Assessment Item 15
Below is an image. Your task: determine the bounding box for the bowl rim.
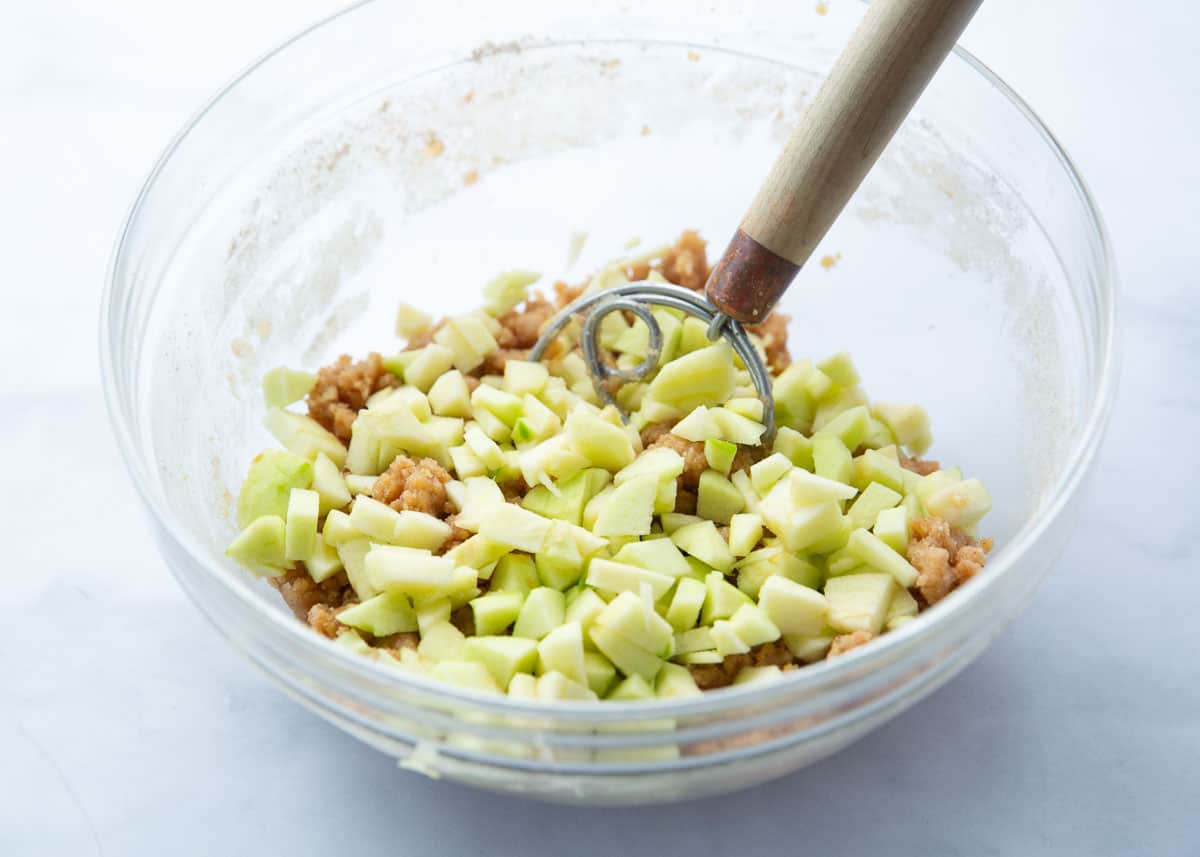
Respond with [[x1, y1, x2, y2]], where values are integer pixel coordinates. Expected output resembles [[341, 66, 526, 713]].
[[99, 0, 1119, 722]]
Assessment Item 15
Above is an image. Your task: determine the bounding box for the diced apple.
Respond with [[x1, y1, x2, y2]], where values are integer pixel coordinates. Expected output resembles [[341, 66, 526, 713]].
[[416, 599, 451, 635], [846, 481, 903, 530], [670, 521, 735, 573], [336, 538, 376, 599], [660, 512, 703, 535], [727, 513, 763, 557], [604, 673, 655, 701], [482, 270, 540, 316], [337, 590, 418, 636], [735, 550, 821, 598], [584, 652, 618, 697], [469, 590, 524, 635], [594, 591, 674, 657], [758, 575, 829, 636], [564, 587, 608, 636], [427, 370, 472, 417], [564, 410, 636, 471], [772, 426, 814, 471], [615, 447, 684, 486], [588, 623, 663, 682], [463, 636, 538, 689], [535, 525, 584, 590], [873, 506, 909, 554], [872, 402, 933, 456], [712, 408, 766, 446], [697, 470, 745, 525], [226, 515, 288, 576], [309, 453, 350, 516], [612, 538, 690, 578], [673, 626, 715, 655], [655, 662, 702, 698], [710, 620, 750, 656], [846, 529, 919, 587], [728, 604, 781, 647], [403, 344, 455, 392], [512, 587, 566, 640], [759, 485, 844, 552], [535, 670, 597, 701], [812, 433, 853, 486], [704, 438, 737, 476], [261, 367, 316, 409], [490, 554, 540, 595], [429, 660, 501, 694], [418, 620, 467, 662], [647, 343, 736, 411], [677, 650, 723, 665], [886, 586, 920, 628], [284, 488, 319, 562], [771, 362, 816, 433], [852, 449, 907, 494], [394, 302, 433, 339], [444, 534, 510, 572], [701, 571, 753, 624], [236, 449, 313, 529], [824, 573, 895, 633], [733, 665, 784, 686], [305, 534, 344, 582], [664, 577, 707, 631], [536, 622, 588, 685], [364, 546, 455, 596], [343, 474, 376, 496], [586, 558, 675, 600], [333, 630, 373, 655], [812, 386, 869, 430], [349, 495, 403, 543], [816, 405, 870, 452], [789, 468, 858, 504], [592, 475, 657, 537], [730, 469, 760, 515], [783, 633, 835, 662], [750, 453, 793, 496], [924, 478, 992, 527], [816, 352, 861, 388], [804, 367, 835, 400], [670, 406, 719, 442], [477, 502, 553, 552]]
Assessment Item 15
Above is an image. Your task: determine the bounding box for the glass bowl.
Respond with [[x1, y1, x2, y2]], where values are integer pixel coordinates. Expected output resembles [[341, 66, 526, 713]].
[[100, 0, 1117, 804]]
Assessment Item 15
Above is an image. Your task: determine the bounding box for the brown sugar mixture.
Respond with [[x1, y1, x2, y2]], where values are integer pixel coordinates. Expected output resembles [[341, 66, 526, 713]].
[[307, 352, 396, 443]]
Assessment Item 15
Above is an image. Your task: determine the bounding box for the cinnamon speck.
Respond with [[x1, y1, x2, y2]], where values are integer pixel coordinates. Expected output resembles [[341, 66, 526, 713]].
[[230, 337, 252, 357], [819, 253, 842, 270], [463, 169, 479, 186], [462, 91, 474, 104], [687, 50, 701, 62], [425, 134, 445, 158]]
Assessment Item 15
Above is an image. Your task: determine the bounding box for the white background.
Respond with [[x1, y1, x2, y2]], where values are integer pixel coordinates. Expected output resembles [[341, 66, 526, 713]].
[[3, 1, 1197, 854]]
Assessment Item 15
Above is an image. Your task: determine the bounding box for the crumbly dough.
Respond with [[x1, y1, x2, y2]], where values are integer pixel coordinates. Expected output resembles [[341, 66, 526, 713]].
[[688, 640, 795, 690], [269, 567, 353, 621], [900, 457, 940, 476], [828, 630, 875, 657], [907, 516, 993, 605], [307, 352, 397, 442], [370, 455, 454, 517]]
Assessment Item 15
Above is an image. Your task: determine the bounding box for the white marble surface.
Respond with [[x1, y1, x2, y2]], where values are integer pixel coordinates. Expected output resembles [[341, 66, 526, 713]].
[[3, 1, 1196, 854]]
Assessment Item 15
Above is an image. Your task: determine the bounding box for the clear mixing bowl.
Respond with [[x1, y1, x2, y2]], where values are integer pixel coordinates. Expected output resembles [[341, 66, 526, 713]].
[[101, 0, 1117, 804]]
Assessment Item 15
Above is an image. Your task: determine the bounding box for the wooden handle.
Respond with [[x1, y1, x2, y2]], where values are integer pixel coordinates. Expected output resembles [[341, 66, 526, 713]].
[[707, 0, 983, 323]]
